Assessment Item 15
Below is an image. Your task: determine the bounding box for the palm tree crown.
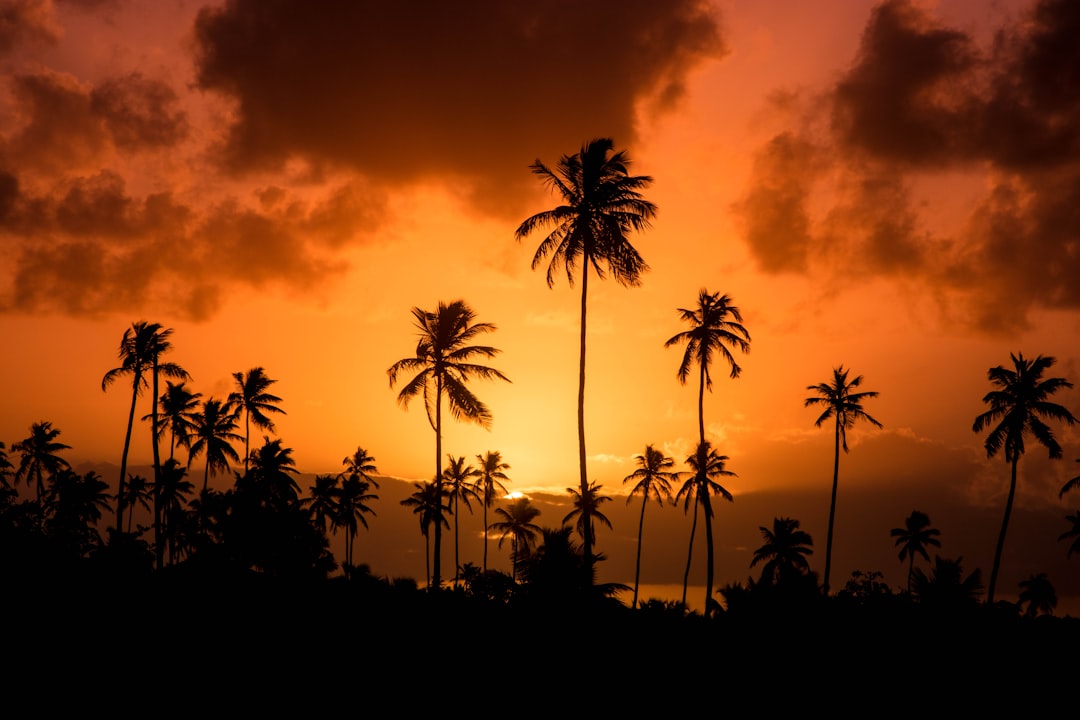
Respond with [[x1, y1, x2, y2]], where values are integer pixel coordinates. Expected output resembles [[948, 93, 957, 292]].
[[805, 365, 882, 596], [472, 450, 511, 572], [187, 397, 243, 494], [387, 299, 509, 588], [492, 496, 542, 582], [515, 137, 656, 576], [13, 420, 72, 505], [973, 352, 1076, 603], [229, 367, 286, 474], [623, 444, 676, 608], [751, 517, 814, 586], [890, 510, 941, 594]]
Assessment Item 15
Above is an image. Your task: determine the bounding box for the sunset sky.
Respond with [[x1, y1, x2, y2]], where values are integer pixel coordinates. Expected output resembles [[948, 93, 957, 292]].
[[2, 0, 1079, 605]]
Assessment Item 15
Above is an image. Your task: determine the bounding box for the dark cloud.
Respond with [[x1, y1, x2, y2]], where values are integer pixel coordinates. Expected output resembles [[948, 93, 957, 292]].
[[90, 72, 190, 150], [192, 0, 726, 218], [0, 0, 59, 58], [0, 171, 386, 320], [733, 0, 1080, 333], [6, 70, 107, 174]]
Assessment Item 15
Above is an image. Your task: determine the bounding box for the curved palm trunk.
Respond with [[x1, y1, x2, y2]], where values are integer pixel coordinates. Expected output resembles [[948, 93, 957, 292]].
[[987, 456, 1018, 604], [696, 363, 716, 612], [823, 417, 841, 595], [633, 496, 647, 609], [578, 263, 593, 579], [482, 499, 490, 571], [151, 359, 164, 568], [681, 495, 699, 607], [116, 381, 140, 534], [701, 469, 716, 613], [453, 495, 460, 586], [432, 377, 444, 589]]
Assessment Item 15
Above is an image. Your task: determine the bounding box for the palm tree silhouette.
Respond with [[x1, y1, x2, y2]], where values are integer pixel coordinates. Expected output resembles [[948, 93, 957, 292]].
[[46, 469, 112, 555], [910, 555, 983, 609], [805, 365, 882, 596], [515, 137, 656, 573], [563, 482, 613, 542], [1059, 512, 1080, 558], [157, 458, 194, 565], [0, 442, 13, 491], [676, 441, 735, 611], [472, 450, 511, 572], [972, 352, 1076, 603], [13, 420, 71, 506], [400, 480, 450, 588], [751, 517, 814, 586], [341, 447, 380, 490], [240, 437, 300, 509], [387, 300, 509, 588], [1059, 459, 1080, 498], [623, 445, 676, 608], [151, 381, 202, 461], [187, 397, 242, 495], [334, 474, 378, 577], [121, 474, 153, 533], [491, 496, 542, 582], [228, 367, 286, 476], [1017, 573, 1057, 618], [102, 321, 188, 536], [303, 474, 340, 535], [443, 454, 479, 585], [890, 510, 941, 594]]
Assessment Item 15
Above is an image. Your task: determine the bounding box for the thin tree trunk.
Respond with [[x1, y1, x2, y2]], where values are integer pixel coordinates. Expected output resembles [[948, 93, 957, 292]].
[[823, 417, 841, 595], [987, 456, 1018, 604], [482, 498, 489, 571], [682, 494, 699, 607], [116, 381, 139, 535], [432, 376, 443, 588], [151, 359, 164, 568], [578, 264, 593, 578], [633, 496, 647, 609], [453, 494, 460, 586]]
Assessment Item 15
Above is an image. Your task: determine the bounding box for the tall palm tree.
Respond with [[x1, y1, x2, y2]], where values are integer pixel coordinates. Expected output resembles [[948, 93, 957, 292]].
[[335, 474, 378, 576], [750, 517, 814, 586], [805, 365, 882, 596], [491, 496, 542, 582], [675, 442, 735, 612], [400, 480, 450, 588], [102, 320, 188, 536], [1017, 572, 1057, 618], [972, 352, 1076, 604], [304, 474, 340, 535], [228, 367, 286, 475], [623, 445, 676, 608], [563, 482, 613, 542], [515, 137, 656, 573], [152, 381, 202, 461], [387, 300, 510, 588], [13, 420, 72, 506], [443, 454, 479, 584], [187, 397, 242, 494], [1058, 459, 1080, 498], [890, 510, 941, 594], [121, 474, 153, 533], [1059, 512, 1080, 558], [472, 450, 511, 571], [341, 447, 380, 490]]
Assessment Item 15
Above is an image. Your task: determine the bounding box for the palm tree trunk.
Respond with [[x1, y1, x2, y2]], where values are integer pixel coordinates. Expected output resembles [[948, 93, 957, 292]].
[[453, 495, 460, 587], [151, 359, 164, 568], [987, 456, 1018, 604], [701, 475, 715, 613], [681, 495, 699, 607], [578, 264, 593, 578], [633, 497, 647, 609], [482, 499, 489, 571], [823, 417, 841, 595], [116, 382, 139, 534], [432, 377, 443, 589]]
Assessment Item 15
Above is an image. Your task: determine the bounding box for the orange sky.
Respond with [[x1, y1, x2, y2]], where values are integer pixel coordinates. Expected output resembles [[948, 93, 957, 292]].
[[1, 0, 1079, 605]]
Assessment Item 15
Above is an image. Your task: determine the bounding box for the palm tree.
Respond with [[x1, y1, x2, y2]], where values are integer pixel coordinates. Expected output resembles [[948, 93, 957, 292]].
[[472, 450, 511, 572], [1017, 572, 1057, 618], [152, 381, 202, 461], [675, 442, 735, 612], [563, 482, 613, 542], [910, 555, 983, 609], [751, 517, 814, 586], [335, 474, 378, 577], [121, 474, 153, 533], [102, 321, 188, 536], [400, 480, 450, 588], [240, 437, 300, 509], [491, 496, 542, 582], [187, 397, 242, 495], [443, 454, 479, 584], [304, 474, 340, 535], [515, 137, 656, 573], [805, 365, 882, 596], [157, 458, 194, 565], [388, 300, 510, 588], [972, 352, 1076, 604], [0, 442, 13, 491], [1059, 459, 1080, 498], [45, 469, 112, 555], [890, 510, 941, 594], [341, 447, 380, 490], [228, 367, 286, 475], [1059, 512, 1080, 558], [13, 420, 72, 506], [623, 445, 676, 608]]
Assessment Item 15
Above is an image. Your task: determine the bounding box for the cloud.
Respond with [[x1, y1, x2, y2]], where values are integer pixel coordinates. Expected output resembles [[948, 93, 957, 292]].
[[192, 0, 726, 218], [0, 0, 60, 59], [732, 0, 1080, 333]]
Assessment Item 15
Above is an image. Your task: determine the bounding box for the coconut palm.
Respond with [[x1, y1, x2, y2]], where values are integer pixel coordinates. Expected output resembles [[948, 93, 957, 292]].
[[400, 480, 450, 588], [157, 458, 194, 565], [1059, 459, 1080, 498], [304, 474, 340, 535], [1059, 512, 1080, 558], [972, 352, 1076, 603], [910, 555, 983, 609], [491, 496, 542, 582], [13, 420, 72, 506], [623, 445, 676, 608], [341, 447, 380, 490], [102, 321, 188, 535], [45, 469, 112, 555], [240, 437, 300, 509], [187, 397, 242, 495], [563, 482, 613, 542], [890, 510, 941, 594], [751, 517, 814, 586], [120, 474, 153, 533], [335, 474, 378, 576], [472, 450, 511, 572], [151, 381, 202, 461], [1017, 572, 1057, 618], [443, 454, 479, 584], [228, 367, 286, 475], [805, 365, 882, 596], [675, 442, 735, 612], [388, 300, 509, 587], [515, 137, 656, 573]]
